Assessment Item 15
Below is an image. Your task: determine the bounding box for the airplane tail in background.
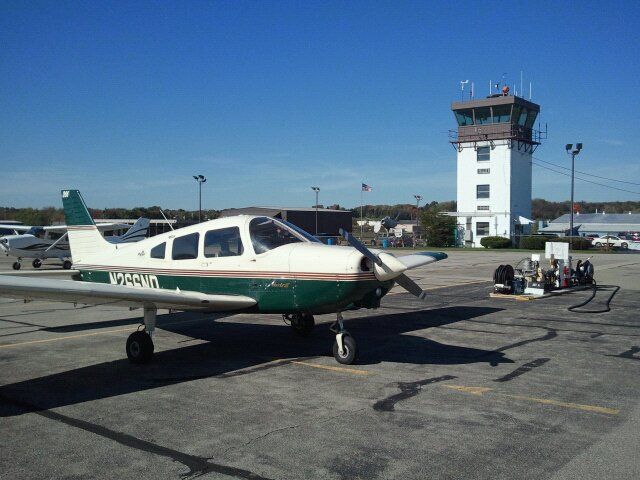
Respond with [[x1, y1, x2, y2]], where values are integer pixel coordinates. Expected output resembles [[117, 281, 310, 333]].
[[61, 190, 116, 262], [108, 217, 150, 244]]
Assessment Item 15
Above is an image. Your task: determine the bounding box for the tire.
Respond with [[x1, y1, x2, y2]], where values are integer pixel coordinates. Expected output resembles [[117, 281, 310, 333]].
[[12, 262, 21, 270], [621, 243, 628, 249], [32, 259, 42, 268], [333, 335, 357, 365], [291, 313, 315, 336], [594, 242, 601, 248], [63, 260, 72, 270], [126, 331, 154, 364]]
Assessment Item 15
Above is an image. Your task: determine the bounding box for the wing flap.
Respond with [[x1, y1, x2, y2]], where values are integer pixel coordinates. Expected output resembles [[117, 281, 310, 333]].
[[0, 276, 256, 311], [396, 251, 448, 270]]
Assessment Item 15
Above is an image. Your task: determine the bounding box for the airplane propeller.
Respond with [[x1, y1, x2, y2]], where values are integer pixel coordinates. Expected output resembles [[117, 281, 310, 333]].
[[339, 228, 427, 300]]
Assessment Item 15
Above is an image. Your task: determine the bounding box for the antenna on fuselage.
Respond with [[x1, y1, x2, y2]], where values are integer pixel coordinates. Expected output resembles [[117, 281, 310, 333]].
[[159, 208, 175, 231]]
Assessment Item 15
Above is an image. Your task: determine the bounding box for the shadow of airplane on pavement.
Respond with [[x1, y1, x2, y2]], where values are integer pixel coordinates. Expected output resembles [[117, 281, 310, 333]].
[[0, 305, 510, 417]]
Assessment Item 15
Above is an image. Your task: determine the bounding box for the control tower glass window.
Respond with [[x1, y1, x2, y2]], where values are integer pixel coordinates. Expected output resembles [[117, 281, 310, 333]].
[[474, 107, 492, 124], [476, 184, 490, 199], [518, 108, 528, 126], [525, 110, 538, 129], [455, 109, 473, 126], [491, 104, 511, 123], [477, 146, 490, 162]]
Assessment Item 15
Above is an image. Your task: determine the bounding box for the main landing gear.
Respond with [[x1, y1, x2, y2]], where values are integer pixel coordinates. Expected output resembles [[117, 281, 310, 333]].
[[12, 260, 21, 270], [330, 312, 357, 365], [126, 306, 156, 364], [284, 313, 315, 336]]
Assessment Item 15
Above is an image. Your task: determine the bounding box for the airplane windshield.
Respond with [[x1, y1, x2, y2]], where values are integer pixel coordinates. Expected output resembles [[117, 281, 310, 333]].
[[26, 227, 45, 238], [249, 217, 310, 254]]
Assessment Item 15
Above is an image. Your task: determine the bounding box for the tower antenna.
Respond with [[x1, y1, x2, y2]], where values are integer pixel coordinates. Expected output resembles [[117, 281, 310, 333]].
[[460, 80, 469, 101], [520, 71, 523, 98]]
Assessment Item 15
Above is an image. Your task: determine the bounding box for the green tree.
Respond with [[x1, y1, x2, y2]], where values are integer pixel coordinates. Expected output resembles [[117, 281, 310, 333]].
[[420, 211, 456, 247]]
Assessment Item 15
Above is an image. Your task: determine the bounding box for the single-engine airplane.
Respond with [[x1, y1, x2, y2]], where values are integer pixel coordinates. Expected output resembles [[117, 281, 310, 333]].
[[0, 190, 447, 365], [0, 218, 150, 270]]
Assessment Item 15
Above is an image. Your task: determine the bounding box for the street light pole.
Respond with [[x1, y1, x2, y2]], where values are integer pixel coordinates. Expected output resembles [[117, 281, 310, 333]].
[[193, 175, 207, 222], [413, 195, 423, 249], [565, 144, 582, 249], [311, 186, 320, 236]]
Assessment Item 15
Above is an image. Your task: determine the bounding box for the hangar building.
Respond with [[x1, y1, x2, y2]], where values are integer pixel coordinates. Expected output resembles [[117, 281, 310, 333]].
[[540, 212, 640, 237]]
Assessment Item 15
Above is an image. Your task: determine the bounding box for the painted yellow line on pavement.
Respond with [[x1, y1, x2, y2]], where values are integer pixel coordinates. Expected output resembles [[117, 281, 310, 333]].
[[291, 360, 369, 375], [502, 394, 620, 415], [0, 316, 215, 349], [441, 384, 619, 415], [0, 326, 133, 348], [388, 279, 489, 295], [443, 385, 492, 395]]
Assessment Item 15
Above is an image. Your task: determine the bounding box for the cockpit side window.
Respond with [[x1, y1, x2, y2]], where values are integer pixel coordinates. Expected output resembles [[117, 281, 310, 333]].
[[150, 242, 166, 259], [172, 233, 199, 260], [204, 227, 244, 257], [249, 217, 303, 254]]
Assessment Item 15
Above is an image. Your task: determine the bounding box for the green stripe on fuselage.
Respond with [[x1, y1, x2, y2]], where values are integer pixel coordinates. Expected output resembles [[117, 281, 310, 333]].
[[79, 270, 391, 314]]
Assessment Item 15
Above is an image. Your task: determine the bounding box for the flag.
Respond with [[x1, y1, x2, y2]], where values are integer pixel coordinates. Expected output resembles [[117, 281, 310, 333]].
[[361, 183, 372, 192]]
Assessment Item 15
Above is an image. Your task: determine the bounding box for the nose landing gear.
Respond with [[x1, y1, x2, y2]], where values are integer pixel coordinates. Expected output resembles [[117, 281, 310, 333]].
[[330, 312, 357, 365]]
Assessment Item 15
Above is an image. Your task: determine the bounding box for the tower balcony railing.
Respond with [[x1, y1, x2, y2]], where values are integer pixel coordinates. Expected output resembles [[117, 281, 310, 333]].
[[449, 123, 547, 146]]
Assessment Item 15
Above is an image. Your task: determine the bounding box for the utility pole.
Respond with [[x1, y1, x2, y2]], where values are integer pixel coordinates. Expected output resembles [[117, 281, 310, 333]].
[[565, 144, 582, 249], [193, 175, 206, 222], [413, 195, 423, 249], [311, 186, 320, 236]]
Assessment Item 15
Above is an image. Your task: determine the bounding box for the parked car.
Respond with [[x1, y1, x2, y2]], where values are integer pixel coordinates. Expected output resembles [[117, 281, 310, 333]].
[[592, 235, 629, 249]]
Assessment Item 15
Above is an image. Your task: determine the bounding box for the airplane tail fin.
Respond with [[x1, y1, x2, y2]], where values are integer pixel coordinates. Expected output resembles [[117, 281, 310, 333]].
[[61, 190, 115, 262], [109, 217, 150, 244]]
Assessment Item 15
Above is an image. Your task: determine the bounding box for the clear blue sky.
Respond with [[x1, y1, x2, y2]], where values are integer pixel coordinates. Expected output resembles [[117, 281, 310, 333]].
[[2, 0, 639, 210]]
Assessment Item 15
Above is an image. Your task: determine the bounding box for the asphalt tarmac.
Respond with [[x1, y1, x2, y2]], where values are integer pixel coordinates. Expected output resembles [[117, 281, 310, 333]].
[[0, 251, 639, 479]]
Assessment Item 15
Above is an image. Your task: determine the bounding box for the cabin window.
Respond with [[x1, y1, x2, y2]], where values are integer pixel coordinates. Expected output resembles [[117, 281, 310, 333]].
[[204, 227, 244, 257], [249, 217, 303, 254], [476, 184, 490, 199], [477, 146, 490, 162], [150, 242, 166, 259], [172, 233, 199, 260], [476, 222, 490, 236]]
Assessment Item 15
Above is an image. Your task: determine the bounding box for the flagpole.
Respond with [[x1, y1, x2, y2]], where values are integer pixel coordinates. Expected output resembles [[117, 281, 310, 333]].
[[360, 182, 364, 239]]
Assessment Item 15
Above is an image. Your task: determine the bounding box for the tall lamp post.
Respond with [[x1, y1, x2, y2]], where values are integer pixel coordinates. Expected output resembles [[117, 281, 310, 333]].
[[311, 186, 320, 236], [193, 175, 207, 222], [413, 195, 423, 248], [565, 143, 582, 249]]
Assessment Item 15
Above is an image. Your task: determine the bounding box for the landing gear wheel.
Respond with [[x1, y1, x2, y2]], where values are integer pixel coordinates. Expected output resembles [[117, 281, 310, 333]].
[[62, 260, 72, 270], [12, 262, 21, 270], [333, 334, 357, 365], [126, 331, 154, 364], [290, 313, 315, 336], [32, 259, 42, 268]]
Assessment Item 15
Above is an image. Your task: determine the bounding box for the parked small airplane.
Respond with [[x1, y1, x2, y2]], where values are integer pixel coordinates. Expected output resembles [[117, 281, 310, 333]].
[[0, 218, 150, 270], [0, 190, 446, 365], [369, 215, 399, 234]]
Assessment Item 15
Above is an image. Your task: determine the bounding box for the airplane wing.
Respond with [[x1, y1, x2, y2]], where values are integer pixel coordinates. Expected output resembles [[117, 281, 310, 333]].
[[0, 225, 32, 233], [0, 276, 257, 312], [43, 223, 132, 233], [396, 251, 448, 269]]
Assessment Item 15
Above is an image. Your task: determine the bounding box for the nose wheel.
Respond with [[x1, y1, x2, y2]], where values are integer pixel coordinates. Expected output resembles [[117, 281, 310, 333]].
[[32, 259, 42, 268], [330, 312, 357, 364]]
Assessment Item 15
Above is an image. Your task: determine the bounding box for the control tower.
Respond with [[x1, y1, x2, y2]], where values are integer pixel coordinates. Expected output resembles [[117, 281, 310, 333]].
[[450, 87, 544, 247]]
